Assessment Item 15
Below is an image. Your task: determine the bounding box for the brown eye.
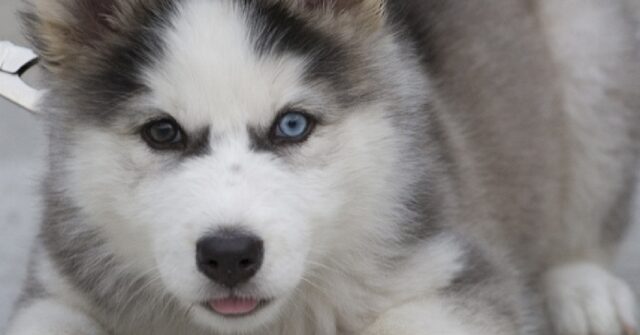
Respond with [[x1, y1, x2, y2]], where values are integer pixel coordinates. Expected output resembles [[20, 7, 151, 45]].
[[142, 119, 185, 150]]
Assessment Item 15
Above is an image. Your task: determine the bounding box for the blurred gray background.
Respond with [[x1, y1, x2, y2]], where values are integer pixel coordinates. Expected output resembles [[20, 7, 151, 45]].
[[1, 0, 48, 333], [0, 0, 639, 333]]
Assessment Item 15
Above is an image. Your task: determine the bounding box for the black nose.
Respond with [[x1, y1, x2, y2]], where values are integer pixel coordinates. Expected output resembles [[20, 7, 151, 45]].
[[196, 231, 264, 288]]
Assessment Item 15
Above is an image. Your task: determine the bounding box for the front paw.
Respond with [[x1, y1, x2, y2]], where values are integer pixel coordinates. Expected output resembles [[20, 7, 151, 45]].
[[544, 262, 638, 335]]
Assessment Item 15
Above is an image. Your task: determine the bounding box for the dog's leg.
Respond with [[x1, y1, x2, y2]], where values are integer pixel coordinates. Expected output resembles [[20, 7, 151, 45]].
[[534, 1, 640, 333], [360, 297, 518, 335], [543, 262, 638, 335], [6, 298, 108, 335]]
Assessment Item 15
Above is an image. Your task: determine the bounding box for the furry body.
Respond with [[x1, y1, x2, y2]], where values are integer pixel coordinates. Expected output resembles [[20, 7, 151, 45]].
[[7, 0, 640, 334]]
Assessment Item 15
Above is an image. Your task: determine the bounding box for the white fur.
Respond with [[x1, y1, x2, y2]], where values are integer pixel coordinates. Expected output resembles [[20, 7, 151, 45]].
[[8, 0, 639, 334], [53, 1, 440, 334], [6, 299, 107, 335], [361, 298, 490, 335], [543, 262, 638, 335], [289, 234, 468, 334]]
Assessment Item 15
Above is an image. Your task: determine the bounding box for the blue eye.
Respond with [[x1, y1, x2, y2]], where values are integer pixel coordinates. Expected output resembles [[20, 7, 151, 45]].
[[274, 112, 313, 141]]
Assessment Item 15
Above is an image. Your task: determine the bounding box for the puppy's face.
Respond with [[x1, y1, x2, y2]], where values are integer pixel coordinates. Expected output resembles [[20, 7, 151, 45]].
[[28, 0, 427, 332]]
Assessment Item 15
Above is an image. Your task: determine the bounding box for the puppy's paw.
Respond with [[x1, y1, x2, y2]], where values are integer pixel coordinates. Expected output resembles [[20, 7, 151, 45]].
[[544, 262, 638, 335]]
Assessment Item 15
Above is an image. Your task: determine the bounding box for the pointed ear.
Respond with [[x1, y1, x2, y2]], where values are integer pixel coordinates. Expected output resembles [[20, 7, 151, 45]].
[[281, 0, 386, 31], [21, 0, 130, 74]]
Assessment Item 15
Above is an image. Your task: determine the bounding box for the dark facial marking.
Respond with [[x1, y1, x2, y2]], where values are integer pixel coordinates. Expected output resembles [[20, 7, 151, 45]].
[[246, 1, 342, 60], [23, 0, 181, 124], [183, 126, 212, 157], [241, 1, 370, 106], [249, 126, 279, 153], [76, 1, 178, 122]]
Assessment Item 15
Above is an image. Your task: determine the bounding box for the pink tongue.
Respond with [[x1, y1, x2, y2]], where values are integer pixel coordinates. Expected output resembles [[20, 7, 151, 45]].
[[209, 298, 260, 316]]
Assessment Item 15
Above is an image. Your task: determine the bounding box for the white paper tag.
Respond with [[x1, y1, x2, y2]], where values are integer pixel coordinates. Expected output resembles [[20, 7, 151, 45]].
[[0, 41, 42, 115]]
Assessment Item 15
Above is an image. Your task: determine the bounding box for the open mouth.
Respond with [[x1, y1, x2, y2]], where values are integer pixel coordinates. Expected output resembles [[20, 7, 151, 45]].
[[202, 297, 271, 318]]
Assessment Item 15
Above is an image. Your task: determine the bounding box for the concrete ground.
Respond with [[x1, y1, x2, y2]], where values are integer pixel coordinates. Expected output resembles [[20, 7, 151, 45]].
[[0, 0, 638, 333]]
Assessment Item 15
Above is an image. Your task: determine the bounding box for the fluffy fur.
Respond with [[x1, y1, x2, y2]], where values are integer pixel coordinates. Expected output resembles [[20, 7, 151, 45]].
[[7, 0, 640, 334]]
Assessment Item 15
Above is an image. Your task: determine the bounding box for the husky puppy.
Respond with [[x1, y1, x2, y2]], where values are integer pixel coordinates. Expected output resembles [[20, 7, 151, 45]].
[[6, 0, 640, 334]]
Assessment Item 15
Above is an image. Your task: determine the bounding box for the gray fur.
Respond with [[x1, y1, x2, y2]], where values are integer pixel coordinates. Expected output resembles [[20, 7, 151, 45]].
[[7, 0, 640, 335]]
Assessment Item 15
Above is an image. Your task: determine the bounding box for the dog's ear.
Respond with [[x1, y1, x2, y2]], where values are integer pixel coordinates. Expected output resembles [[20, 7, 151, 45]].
[[280, 0, 386, 31], [21, 0, 132, 75]]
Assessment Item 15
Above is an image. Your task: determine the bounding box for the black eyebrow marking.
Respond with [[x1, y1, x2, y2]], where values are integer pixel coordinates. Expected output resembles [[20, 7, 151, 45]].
[[183, 126, 212, 157]]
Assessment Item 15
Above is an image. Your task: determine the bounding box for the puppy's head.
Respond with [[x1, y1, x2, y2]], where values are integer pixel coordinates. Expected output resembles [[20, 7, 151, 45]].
[[25, 0, 429, 332]]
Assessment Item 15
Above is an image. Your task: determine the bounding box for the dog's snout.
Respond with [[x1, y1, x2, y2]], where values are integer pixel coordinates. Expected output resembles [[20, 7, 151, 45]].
[[196, 231, 264, 287]]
